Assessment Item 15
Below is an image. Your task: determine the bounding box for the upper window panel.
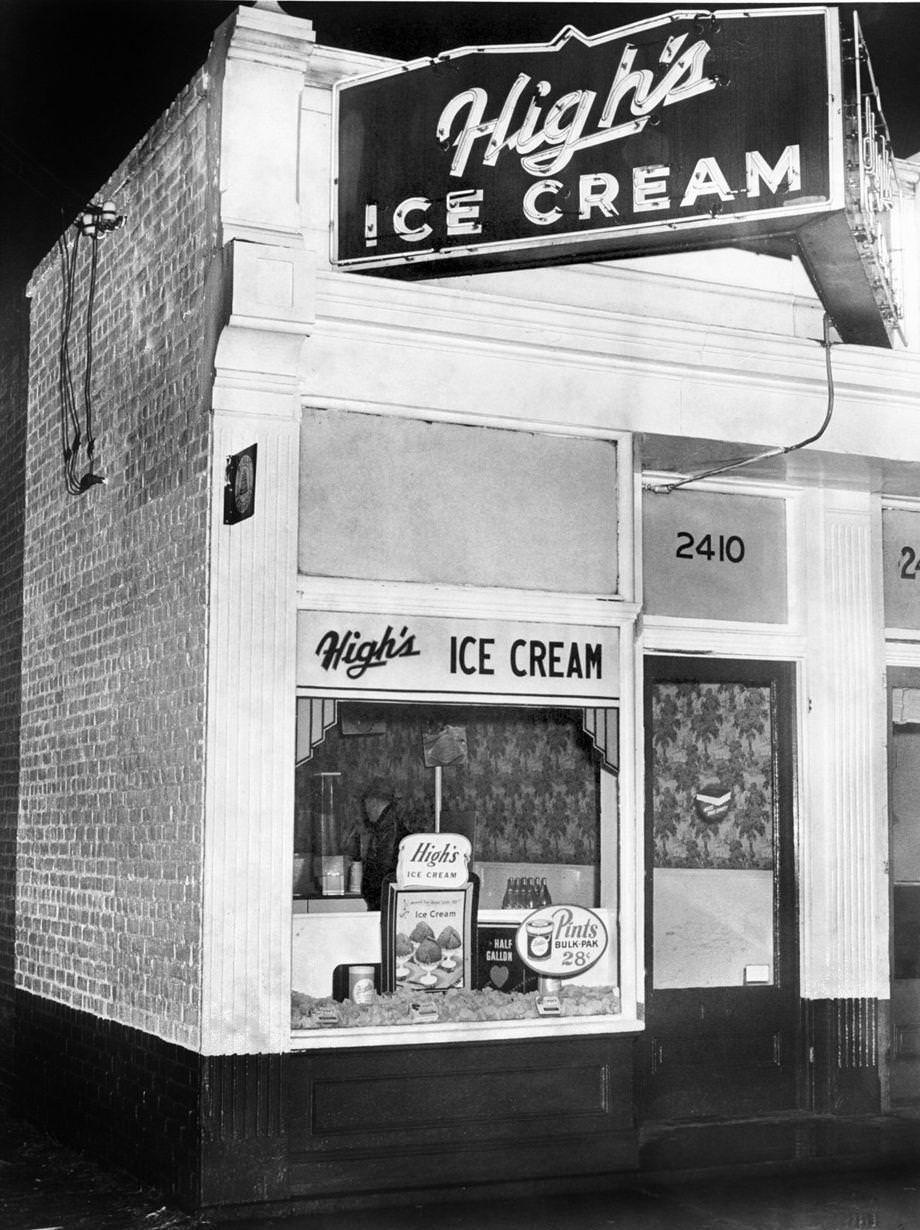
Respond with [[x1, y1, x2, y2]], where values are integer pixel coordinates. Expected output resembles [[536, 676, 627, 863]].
[[883, 508, 920, 631], [643, 489, 787, 624], [299, 411, 618, 594]]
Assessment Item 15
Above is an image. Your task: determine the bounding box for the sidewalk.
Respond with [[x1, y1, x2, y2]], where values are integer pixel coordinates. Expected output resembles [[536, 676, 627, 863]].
[[0, 1105, 207, 1230], [2, 1101, 920, 1229]]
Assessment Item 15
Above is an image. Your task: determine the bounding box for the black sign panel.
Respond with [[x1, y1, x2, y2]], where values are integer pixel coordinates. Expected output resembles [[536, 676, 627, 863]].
[[334, 7, 839, 275], [223, 443, 257, 525]]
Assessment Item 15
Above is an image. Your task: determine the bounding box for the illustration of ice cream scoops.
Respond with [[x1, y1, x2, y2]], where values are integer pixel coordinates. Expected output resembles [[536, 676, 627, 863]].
[[437, 925, 462, 971], [394, 932, 413, 979], [410, 921, 435, 945], [414, 938, 443, 986]]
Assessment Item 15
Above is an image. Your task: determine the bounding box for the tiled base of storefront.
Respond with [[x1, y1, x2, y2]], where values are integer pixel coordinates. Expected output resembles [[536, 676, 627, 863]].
[[13, 990, 913, 1217], [14, 990, 202, 1206], [13, 990, 637, 1213]]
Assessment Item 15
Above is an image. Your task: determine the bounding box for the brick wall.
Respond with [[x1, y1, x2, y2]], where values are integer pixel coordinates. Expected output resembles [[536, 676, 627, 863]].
[[16, 66, 222, 1048], [0, 298, 29, 1090], [16, 990, 202, 1205]]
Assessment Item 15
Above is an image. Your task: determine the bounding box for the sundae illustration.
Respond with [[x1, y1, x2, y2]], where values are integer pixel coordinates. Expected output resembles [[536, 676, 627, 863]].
[[410, 921, 435, 944], [394, 932, 413, 980], [392, 916, 465, 990], [414, 938, 443, 986], [437, 925, 462, 972]]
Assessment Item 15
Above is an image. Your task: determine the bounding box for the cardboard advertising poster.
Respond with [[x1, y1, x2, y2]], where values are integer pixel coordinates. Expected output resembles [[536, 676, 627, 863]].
[[381, 878, 479, 993], [382, 832, 479, 992], [476, 924, 537, 994]]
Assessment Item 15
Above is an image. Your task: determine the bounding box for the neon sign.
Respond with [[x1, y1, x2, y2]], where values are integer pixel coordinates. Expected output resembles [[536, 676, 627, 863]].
[[334, 8, 904, 348], [334, 9, 837, 271]]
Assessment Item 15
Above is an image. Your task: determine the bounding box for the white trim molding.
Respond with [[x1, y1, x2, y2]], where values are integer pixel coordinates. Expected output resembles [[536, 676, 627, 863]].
[[799, 489, 889, 1002]]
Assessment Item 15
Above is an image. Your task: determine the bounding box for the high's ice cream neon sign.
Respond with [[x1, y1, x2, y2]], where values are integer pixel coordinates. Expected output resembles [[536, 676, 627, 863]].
[[366, 143, 803, 245], [334, 7, 902, 347], [335, 9, 835, 264], [437, 32, 717, 179]]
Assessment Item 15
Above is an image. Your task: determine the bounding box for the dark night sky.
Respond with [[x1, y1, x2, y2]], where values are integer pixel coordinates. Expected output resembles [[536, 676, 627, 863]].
[[1, 1, 918, 309]]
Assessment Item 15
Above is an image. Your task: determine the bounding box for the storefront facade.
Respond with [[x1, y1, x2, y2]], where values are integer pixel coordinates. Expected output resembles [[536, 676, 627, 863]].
[[7, 4, 920, 1213]]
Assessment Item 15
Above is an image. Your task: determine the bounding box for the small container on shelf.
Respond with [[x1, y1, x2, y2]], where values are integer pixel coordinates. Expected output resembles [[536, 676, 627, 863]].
[[348, 860, 363, 895], [348, 964, 377, 1004], [332, 963, 380, 1002]]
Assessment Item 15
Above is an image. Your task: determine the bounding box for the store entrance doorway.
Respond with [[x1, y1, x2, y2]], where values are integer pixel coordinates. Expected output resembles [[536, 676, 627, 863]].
[[889, 667, 920, 1108], [639, 656, 800, 1121]]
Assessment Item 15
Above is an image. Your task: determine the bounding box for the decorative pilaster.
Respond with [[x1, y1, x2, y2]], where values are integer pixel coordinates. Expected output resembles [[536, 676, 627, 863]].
[[800, 489, 888, 1098], [201, 406, 300, 1056], [798, 489, 888, 1109], [199, 5, 318, 1058], [201, 248, 313, 1051]]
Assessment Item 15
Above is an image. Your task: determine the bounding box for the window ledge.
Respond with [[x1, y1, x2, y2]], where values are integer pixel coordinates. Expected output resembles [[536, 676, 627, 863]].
[[290, 1014, 644, 1049]]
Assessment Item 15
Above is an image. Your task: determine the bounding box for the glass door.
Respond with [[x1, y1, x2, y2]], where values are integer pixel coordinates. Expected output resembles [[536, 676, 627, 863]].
[[640, 657, 800, 1121]]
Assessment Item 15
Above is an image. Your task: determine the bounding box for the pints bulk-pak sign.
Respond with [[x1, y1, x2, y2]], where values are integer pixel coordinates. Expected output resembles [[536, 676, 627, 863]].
[[333, 7, 902, 347]]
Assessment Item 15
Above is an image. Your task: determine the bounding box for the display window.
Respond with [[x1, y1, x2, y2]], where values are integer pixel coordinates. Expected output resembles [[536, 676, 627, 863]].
[[290, 413, 636, 1044], [291, 695, 627, 1042], [295, 701, 603, 909]]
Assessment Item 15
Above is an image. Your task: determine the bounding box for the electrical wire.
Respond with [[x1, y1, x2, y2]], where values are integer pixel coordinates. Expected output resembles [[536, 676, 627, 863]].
[[83, 231, 100, 466], [57, 217, 107, 495], [57, 228, 83, 495], [643, 312, 837, 494], [56, 234, 78, 443]]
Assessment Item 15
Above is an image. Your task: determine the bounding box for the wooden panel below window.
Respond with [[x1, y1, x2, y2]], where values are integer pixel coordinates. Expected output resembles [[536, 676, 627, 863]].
[[287, 1036, 637, 1198], [651, 1030, 781, 1073]]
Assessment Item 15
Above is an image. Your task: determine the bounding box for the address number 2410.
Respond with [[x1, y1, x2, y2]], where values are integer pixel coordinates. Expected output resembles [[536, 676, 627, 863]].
[[676, 532, 746, 563]]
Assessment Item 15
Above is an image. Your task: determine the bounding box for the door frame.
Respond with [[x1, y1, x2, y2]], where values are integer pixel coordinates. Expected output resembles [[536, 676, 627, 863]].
[[887, 663, 920, 1109], [638, 654, 803, 1121]]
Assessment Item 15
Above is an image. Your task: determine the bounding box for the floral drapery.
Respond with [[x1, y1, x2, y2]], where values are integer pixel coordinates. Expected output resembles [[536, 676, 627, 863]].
[[296, 704, 599, 866], [651, 682, 774, 870]]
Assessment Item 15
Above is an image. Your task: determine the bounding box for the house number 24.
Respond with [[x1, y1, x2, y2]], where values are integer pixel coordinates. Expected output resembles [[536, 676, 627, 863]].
[[899, 547, 920, 579], [675, 532, 746, 563]]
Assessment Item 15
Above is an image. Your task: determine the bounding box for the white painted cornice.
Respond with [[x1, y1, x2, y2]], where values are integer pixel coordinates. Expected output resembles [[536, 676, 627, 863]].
[[305, 44, 397, 88], [305, 265, 920, 464], [314, 264, 920, 386], [221, 4, 315, 69]]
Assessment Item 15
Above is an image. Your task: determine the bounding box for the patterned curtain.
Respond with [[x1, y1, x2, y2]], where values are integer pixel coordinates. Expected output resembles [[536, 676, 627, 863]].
[[651, 682, 774, 870], [295, 703, 606, 866]]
